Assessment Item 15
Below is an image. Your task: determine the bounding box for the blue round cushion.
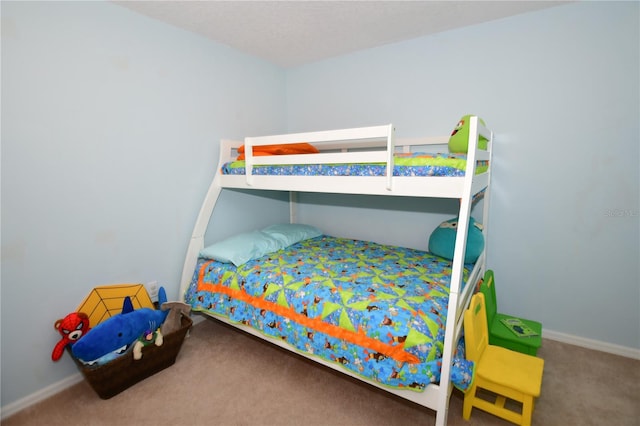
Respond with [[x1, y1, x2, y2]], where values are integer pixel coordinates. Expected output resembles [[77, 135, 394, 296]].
[[428, 217, 484, 263]]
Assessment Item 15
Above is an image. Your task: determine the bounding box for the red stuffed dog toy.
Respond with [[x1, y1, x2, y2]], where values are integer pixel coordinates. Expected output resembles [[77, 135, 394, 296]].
[[52, 312, 91, 361]]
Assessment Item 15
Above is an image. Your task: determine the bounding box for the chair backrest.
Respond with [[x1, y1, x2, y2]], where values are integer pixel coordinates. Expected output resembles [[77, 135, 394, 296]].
[[464, 293, 489, 362], [479, 269, 498, 324]]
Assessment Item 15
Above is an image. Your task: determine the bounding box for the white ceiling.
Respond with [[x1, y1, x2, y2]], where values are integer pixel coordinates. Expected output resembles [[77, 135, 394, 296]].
[[114, 1, 567, 68]]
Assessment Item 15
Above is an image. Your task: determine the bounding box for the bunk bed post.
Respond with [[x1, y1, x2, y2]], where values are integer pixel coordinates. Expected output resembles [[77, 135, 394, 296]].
[[481, 131, 493, 259], [385, 125, 396, 190], [179, 139, 236, 302], [434, 116, 483, 426], [179, 177, 221, 302], [289, 191, 298, 224]]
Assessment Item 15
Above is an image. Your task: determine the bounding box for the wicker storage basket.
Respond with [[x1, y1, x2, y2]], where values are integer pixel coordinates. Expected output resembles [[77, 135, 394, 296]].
[[70, 314, 192, 399]]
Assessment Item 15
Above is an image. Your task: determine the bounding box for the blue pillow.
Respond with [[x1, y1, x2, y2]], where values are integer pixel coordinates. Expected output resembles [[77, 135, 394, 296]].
[[199, 231, 281, 267], [261, 223, 322, 247], [428, 217, 484, 263]]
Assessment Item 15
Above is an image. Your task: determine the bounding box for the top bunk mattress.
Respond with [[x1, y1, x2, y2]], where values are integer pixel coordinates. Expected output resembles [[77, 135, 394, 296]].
[[221, 152, 489, 177]]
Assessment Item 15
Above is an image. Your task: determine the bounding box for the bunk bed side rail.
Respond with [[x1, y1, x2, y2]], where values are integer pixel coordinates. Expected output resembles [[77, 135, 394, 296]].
[[226, 123, 489, 197], [244, 124, 396, 187], [315, 135, 450, 152], [245, 124, 393, 146]]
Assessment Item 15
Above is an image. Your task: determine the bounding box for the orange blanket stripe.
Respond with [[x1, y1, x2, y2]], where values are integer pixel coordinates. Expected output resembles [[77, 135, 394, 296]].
[[197, 261, 419, 364]]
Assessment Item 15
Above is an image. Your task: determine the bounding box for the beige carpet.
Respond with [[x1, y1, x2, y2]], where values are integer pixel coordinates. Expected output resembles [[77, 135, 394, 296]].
[[3, 316, 639, 426]]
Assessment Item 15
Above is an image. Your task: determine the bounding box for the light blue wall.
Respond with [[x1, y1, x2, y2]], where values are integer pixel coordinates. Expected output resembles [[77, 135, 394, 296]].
[[2, 0, 638, 414], [1, 1, 288, 408], [286, 2, 639, 350]]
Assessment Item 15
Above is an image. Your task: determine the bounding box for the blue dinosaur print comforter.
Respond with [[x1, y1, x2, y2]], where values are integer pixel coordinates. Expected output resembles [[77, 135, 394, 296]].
[[185, 236, 474, 392]]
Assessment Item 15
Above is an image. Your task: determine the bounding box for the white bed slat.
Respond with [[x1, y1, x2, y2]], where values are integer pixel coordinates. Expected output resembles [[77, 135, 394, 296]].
[[245, 150, 388, 166], [245, 124, 393, 146]]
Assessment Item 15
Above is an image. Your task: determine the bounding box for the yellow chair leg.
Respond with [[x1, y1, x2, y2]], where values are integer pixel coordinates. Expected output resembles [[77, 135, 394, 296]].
[[465, 390, 537, 425], [521, 395, 534, 426], [462, 385, 476, 420]]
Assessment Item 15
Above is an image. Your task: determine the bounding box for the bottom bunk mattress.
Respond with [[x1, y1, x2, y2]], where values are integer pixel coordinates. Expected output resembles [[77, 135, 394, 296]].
[[184, 235, 474, 392]]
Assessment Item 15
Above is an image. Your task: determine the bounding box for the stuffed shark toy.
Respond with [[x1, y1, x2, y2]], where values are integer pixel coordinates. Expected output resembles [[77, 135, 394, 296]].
[[72, 288, 169, 366]]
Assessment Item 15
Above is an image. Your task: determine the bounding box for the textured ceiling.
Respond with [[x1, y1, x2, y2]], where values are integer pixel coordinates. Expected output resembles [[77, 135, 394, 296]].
[[114, 1, 567, 68]]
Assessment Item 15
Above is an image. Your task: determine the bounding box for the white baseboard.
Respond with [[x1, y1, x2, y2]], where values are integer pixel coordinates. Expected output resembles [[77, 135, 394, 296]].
[[0, 373, 83, 420], [2, 326, 637, 420], [543, 329, 640, 360]]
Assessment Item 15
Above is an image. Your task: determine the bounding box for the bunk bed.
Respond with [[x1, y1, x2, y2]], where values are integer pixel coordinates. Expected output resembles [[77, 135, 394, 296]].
[[178, 116, 493, 426]]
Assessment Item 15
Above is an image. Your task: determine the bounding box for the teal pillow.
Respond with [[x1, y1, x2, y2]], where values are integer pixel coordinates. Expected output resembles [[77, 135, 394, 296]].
[[199, 231, 281, 267], [262, 223, 322, 247], [428, 217, 484, 263]]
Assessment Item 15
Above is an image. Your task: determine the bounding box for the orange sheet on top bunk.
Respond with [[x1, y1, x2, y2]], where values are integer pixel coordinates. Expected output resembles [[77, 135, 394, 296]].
[[237, 143, 319, 160]]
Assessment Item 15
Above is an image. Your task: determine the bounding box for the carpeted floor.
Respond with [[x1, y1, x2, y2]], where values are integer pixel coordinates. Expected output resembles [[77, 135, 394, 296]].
[[3, 316, 639, 426]]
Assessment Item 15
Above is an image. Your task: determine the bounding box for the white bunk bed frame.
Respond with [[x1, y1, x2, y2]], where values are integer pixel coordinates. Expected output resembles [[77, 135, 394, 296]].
[[178, 116, 493, 426]]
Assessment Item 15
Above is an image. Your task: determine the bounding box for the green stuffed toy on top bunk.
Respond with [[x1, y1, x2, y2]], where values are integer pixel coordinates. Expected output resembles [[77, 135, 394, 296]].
[[448, 114, 489, 154]]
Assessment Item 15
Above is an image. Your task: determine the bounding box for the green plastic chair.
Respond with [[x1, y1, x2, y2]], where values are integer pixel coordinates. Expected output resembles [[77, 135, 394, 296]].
[[479, 270, 542, 356]]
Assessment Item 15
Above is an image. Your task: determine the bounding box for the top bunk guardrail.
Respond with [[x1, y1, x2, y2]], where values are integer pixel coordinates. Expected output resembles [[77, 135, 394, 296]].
[[216, 117, 492, 199], [245, 124, 395, 189]]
